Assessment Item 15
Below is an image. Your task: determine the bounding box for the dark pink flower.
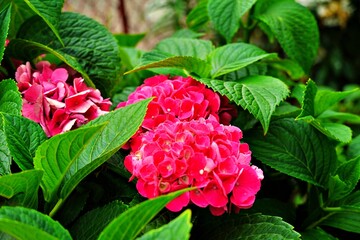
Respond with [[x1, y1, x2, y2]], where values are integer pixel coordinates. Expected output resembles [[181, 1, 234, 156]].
[[15, 61, 111, 137], [125, 117, 263, 216], [117, 75, 237, 148]]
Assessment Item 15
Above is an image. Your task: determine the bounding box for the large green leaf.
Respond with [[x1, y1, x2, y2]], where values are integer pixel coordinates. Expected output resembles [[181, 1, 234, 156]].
[[2, 113, 47, 170], [71, 201, 129, 240], [208, 0, 257, 43], [196, 75, 289, 133], [23, 0, 64, 45], [137, 210, 192, 240], [155, 38, 214, 60], [0, 206, 71, 240], [254, 0, 319, 73], [186, 0, 209, 31], [34, 99, 150, 207], [0, 170, 42, 208], [321, 212, 360, 234], [209, 43, 276, 78], [193, 213, 300, 239], [0, 79, 22, 115], [329, 156, 360, 201], [1, 0, 63, 40], [0, 131, 10, 175], [13, 12, 121, 97], [0, 4, 11, 62], [314, 88, 359, 116], [127, 53, 211, 77], [34, 124, 105, 203], [318, 110, 360, 124], [297, 80, 354, 143], [245, 118, 337, 188], [301, 228, 337, 240], [348, 135, 360, 159], [98, 189, 191, 240]]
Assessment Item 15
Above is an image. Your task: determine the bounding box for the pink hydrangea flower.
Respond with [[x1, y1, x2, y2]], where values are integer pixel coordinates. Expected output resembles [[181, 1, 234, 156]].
[[124, 117, 263, 216], [15, 61, 111, 137], [117, 75, 237, 148]]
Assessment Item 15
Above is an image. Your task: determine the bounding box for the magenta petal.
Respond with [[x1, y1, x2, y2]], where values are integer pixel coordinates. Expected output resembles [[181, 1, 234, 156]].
[[65, 91, 93, 113], [166, 192, 190, 212], [202, 179, 228, 208], [209, 206, 227, 216], [51, 68, 68, 83], [190, 188, 209, 208]]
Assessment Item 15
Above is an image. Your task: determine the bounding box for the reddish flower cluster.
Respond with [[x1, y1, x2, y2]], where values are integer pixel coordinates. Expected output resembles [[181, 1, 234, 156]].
[[117, 75, 237, 148], [119, 75, 263, 216], [125, 117, 263, 216], [15, 61, 111, 137]]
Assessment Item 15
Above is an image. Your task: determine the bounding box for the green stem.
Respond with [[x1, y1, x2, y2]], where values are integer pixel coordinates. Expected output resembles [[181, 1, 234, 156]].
[[305, 212, 336, 230], [49, 198, 63, 218]]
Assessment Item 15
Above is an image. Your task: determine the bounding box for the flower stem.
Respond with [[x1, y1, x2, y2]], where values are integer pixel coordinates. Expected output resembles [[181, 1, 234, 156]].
[[49, 199, 63, 218]]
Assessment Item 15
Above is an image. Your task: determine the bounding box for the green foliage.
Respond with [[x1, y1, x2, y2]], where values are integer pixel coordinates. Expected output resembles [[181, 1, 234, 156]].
[[193, 213, 301, 239], [137, 210, 192, 240], [0, 170, 42, 208], [0, 206, 71, 240], [208, 0, 257, 43], [254, 0, 319, 73], [0, 0, 359, 239], [197, 75, 289, 133], [71, 201, 129, 240], [98, 189, 191, 240], [246, 118, 337, 188], [0, 4, 11, 63]]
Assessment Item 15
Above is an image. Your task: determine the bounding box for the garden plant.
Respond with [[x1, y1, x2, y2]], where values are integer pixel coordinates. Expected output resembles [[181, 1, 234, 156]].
[[0, 0, 360, 239]]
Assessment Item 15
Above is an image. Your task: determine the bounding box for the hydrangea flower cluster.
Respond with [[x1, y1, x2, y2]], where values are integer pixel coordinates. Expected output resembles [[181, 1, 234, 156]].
[[119, 75, 263, 216], [117, 75, 237, 148], [15, 61, 111, 137]]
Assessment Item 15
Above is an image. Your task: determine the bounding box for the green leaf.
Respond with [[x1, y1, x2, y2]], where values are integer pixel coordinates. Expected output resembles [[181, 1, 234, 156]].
[[254, 0, 319, 73], [98, 189, 191, 240], [348, 134, 360, 159], [0, 170, 42, 208], [301, 228, 338, 240], [297, 115, 352, 143], [0, 130, 11, 175], [196, 75, 289, 133], [15, 12, 121, 97], [0, 4, 11, 62], [321, 212, 360, 234], [137, 210, 192, 240], [59, 99, 150, 202], [297, 79, 316, 118], [314, 88, 359, 116], [209, 43, 276, 78], [208, 0, 257, 43], [186, 0, 209, 31], [193, 213, 300, 239], [34, 124, 106, 203], [34, 99, 149, 206], [155, 38, 214, 60], [114, 33, 145, 47], [318, 110, 360, 124], [0, 206, 71, 240], [23, 0, 64, 45], [268, 59, 306, 79], [245, 118, 337, 188], [0, 79, 22, 115], [171, 29, 204, 39], [71, 201, 128, 240], [127, 54, 211, 77], [2, 113, 47, 170], [329, 156, 360, 201], [0, 0, 35, 38]]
